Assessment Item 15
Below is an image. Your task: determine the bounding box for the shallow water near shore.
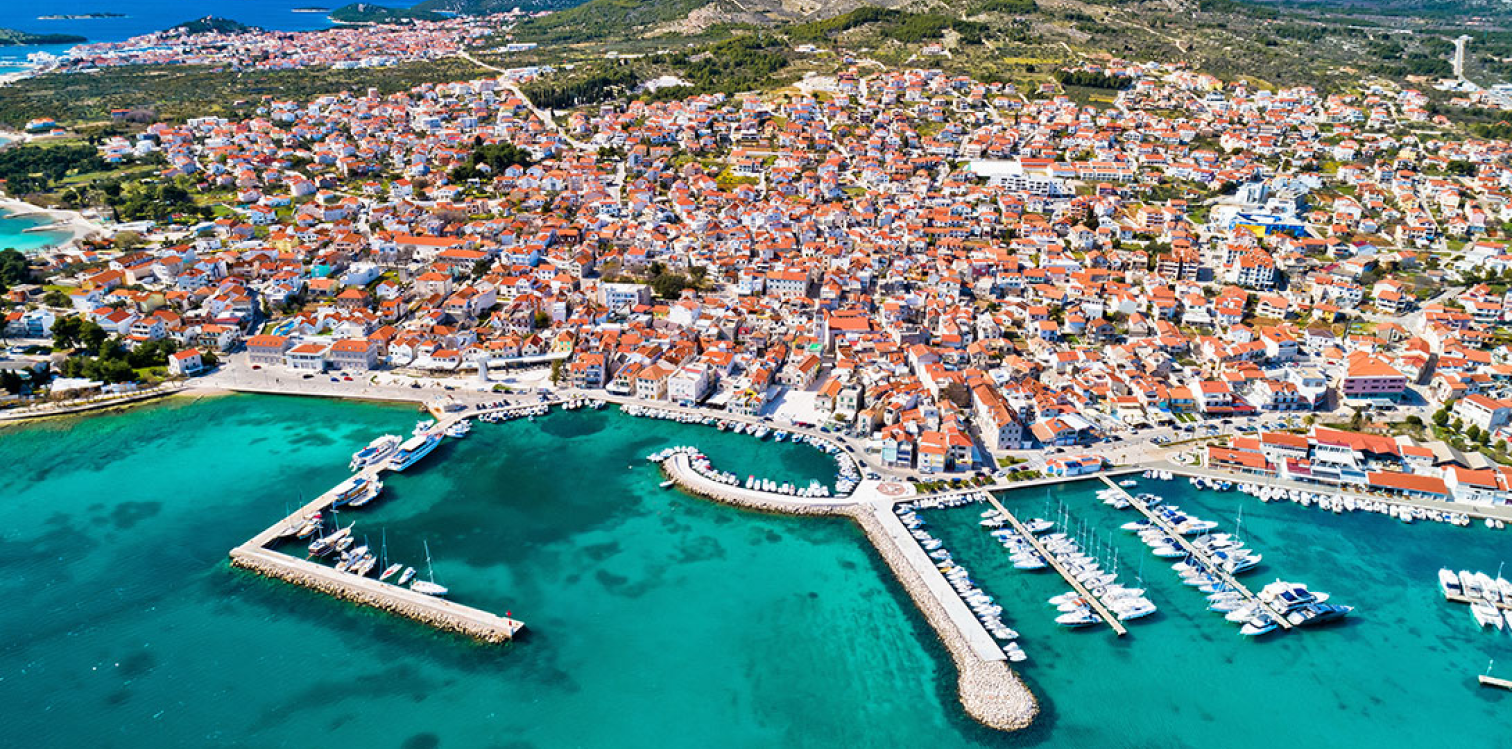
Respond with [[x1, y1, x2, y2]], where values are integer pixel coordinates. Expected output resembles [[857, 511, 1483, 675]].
[[0, 205, 72, 253], [2, 394, 1509, 747]]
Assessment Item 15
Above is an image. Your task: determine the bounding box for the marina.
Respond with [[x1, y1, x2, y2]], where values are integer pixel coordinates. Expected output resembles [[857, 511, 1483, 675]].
[[5, 395, 1512, 747], [1104, 477, 1296, 632], [979, 493, 1127, 636]]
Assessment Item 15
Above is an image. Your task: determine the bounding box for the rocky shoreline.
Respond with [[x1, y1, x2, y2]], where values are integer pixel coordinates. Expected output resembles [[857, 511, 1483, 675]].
[[229, 546, 522, 644], [658, 456, 1038, 732]]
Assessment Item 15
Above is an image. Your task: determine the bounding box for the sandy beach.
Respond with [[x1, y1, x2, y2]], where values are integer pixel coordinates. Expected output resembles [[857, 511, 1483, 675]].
[[0, 195, 111, 247]]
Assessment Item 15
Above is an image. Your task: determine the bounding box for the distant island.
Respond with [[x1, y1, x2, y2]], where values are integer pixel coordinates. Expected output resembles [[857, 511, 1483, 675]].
[[37, 13, 125, 20], [290, 7, 332, 12], [165, 16, 256, 35], [329, 3, 440, 23], [0, 27, 87, 46]]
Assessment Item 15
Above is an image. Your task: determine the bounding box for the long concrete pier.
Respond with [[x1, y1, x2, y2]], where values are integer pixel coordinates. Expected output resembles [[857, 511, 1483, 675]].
[[1103, 476, 1292, 631], [981, 493, 1127, 636]]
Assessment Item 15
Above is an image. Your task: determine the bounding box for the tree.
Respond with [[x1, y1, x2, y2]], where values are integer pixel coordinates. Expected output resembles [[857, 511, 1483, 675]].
[[1432, 408, 1450, 427], [1497, 439, 1508, 454], [79, 320, 108, 351], [51, 315, 83, 350], [1452, 418, 1464, 433], [113, 231, 144, 251], [0, 249, 31, 293], [651, 272, 690, 299], [1466, 425, 1483, 444], [1404, 414, 1423, 427], [42, 289, 70, 308], [533, 311, 551, 330], [550, 358, 565, 386]]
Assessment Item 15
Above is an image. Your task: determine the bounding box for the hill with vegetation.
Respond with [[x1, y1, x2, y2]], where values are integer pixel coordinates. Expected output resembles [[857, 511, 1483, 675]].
[[165, 16, 256, 35], [0, 27, 86, 45], [328, 3, 442, 23]]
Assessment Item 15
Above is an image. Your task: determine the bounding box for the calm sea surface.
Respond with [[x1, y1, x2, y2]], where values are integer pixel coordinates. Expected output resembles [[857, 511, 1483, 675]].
[[0, 394, 1507, 747]]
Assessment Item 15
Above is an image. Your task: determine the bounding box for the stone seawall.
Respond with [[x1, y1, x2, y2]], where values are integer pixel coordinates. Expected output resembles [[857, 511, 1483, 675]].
[[230, 546, 522, 644], [658, 456, 1038, 732]]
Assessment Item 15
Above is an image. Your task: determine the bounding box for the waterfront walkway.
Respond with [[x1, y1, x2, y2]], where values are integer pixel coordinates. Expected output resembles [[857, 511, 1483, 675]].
[[0, 382, 186, 422], [1164, 462, 1512, 523]]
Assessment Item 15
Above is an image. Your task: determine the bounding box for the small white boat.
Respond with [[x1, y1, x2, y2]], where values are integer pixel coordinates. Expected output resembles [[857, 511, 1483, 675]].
[[1472, 601, 1505, 630], [1240, 614, 1279, 637], [1438, 568, 1463, 599], [411, 580, 449, 596], [1055, 609, 1102, 628]]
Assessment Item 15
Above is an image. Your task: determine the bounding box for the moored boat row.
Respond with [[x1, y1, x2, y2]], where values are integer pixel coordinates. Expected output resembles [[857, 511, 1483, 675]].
[[895, 501, 1027, 661], [1233, 481, 1486, 528]]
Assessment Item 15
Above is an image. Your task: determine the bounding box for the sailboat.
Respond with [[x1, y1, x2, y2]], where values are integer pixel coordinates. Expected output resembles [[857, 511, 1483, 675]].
[[410, 539, 449, 596], [379, 529, 403, 582]]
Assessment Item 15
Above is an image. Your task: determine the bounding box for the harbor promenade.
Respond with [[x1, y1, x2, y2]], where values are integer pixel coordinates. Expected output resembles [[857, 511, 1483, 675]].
[[1163, 461, 1512, 523], [0, 382, 186, 422]]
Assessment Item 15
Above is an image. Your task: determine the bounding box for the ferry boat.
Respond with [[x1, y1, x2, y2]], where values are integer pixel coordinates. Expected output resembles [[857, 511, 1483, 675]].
[[390, 434, 441, 472], [331, 476, 380, 506], [350, 435, 401, 471]]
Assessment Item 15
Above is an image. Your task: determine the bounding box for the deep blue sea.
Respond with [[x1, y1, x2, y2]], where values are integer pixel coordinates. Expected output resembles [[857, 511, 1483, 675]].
[[0, 0, 414, 73]]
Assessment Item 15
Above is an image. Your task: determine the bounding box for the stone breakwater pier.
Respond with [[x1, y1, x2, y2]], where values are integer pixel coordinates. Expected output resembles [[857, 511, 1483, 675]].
[[229, 415, 525, 643], [231, 546, 523, 642], [655, 452, 1038, 731]]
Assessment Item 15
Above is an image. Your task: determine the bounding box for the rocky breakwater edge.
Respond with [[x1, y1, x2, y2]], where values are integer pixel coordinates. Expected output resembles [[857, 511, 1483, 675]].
[[229, 546, 522, 644]]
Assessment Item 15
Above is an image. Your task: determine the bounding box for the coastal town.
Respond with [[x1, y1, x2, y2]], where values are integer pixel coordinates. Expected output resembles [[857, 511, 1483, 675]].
[[5, 3, 1512, 743], [8, 52, 1512, 505]]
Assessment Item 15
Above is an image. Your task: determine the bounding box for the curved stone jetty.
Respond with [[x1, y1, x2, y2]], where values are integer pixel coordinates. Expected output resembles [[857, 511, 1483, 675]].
[[656, 452, 1038, 731]]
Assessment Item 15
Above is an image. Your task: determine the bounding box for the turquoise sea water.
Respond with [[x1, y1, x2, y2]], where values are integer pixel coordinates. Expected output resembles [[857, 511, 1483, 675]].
[[0, 206, 72, 254], [0, 395, 1002, 748], [922, 479, 1512, 749], [2, 395, 1508, 748]]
